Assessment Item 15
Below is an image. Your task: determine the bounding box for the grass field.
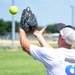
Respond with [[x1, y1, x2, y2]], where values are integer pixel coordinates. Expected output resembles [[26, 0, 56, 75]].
[[0, 48, 46, 75], [0, 41, 58, 75], [0, 42, 75, 75]]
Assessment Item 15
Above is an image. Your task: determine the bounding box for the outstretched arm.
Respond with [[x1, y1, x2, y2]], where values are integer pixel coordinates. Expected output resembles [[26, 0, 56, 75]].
[[32, 27, 53, 48], [19, 27, 30, 55]]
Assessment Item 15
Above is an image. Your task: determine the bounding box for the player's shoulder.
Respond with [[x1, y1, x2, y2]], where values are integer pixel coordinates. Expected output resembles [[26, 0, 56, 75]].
[[55, 47, 75, 55], [55, 47, 75, 51]]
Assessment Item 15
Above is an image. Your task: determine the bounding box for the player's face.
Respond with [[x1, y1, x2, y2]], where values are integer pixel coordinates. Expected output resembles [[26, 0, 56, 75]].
[[58, 34, 63, 47], [58, 34, 60, 46]]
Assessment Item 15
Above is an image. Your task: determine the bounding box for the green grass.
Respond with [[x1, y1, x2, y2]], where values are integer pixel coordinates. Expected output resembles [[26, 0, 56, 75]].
[[0, 43, 75, 75], [0, 48, 46, 75]]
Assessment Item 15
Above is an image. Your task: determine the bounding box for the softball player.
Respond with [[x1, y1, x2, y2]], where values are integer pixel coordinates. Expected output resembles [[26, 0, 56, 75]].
[[19, 23, 75, 75]]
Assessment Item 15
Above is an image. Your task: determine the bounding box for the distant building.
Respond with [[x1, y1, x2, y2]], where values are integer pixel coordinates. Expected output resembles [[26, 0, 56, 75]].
[[51, 33, 59, 41]]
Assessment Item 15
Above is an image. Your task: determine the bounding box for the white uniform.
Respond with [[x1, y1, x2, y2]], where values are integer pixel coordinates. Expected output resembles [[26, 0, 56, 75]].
[[30, 45, 75, 75]]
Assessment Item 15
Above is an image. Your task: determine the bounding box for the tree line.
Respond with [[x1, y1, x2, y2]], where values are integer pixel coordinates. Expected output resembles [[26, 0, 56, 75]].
[[0, 19, 59, 35]]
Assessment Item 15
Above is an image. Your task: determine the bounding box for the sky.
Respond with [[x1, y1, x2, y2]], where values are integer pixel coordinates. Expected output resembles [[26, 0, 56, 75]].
[[0, 0, 75, 26]]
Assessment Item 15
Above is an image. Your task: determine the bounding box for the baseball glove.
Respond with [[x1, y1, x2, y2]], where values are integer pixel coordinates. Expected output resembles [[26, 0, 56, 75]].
[[20, 7, 38, 33]]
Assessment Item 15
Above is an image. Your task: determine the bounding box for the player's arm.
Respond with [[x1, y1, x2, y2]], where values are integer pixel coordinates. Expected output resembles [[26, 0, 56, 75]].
[[32, 27, 53, 48], [19, 27, 30, 55]]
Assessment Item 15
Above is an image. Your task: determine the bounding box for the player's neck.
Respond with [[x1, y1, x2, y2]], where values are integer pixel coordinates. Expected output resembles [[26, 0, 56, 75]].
[[61, 44, 72, 49]]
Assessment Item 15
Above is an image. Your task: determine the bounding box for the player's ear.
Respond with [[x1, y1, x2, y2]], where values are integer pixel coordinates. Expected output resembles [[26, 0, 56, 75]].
[[60, 35, 65, 42]]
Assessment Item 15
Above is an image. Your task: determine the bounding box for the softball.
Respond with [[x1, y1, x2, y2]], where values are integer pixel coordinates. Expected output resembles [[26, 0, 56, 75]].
[[9, 6, 18, 15]]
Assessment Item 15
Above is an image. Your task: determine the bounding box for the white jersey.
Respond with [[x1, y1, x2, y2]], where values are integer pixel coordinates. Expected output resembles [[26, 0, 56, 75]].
[[30, 45, 75, 75]]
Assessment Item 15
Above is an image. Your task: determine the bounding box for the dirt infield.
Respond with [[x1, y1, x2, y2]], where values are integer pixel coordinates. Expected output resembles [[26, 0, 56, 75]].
[[0, 40, 75, 48], [0, 40, 57, 47]]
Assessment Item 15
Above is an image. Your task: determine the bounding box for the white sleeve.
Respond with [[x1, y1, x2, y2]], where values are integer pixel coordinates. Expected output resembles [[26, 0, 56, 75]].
[[30, 44, 55, 66]]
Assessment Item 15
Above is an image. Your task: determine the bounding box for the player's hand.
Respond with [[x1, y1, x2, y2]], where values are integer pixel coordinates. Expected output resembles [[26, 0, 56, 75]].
[[32, 26, 47, 37]]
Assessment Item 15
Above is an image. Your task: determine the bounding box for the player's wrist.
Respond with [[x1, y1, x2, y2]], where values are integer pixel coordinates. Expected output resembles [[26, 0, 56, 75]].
[[35, 34, 43, 39]]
